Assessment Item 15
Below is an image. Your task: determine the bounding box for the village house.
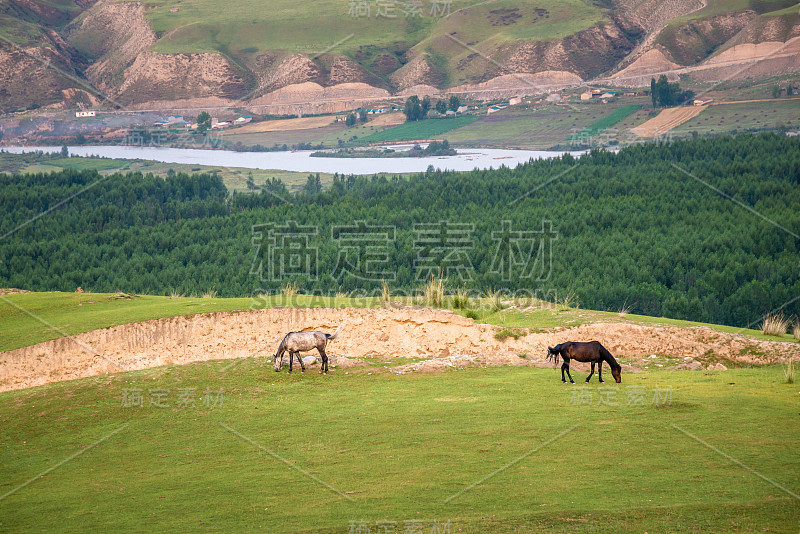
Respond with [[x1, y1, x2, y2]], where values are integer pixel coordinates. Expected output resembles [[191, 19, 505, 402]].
[[487, 104, 508, 114]]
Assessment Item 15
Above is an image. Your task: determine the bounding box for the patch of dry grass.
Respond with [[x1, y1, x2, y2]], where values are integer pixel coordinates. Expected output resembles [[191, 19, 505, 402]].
[[761, 313, 788, 337]]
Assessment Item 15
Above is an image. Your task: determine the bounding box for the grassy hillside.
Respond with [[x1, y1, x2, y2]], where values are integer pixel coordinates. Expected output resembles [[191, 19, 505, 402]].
[[655, 0, 799, 65], [0, 353, 797, 532], [143, 0, 605, 58]]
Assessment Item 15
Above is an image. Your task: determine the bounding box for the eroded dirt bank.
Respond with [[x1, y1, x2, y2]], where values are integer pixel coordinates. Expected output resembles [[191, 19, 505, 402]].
[[1, 307, 798, 392]]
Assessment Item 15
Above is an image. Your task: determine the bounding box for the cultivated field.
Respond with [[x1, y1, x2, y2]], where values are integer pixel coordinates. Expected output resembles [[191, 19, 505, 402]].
[[220, 116, 337, 134], [357, 116, 480, 143], [0, 292, 798, 532], [630, 105, 708, 137], [670, 99, 800, 137], [444, 101, 652, 148]]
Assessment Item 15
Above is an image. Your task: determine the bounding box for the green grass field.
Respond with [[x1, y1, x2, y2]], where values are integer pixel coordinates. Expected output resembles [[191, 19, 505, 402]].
[[142, 0, 604, 85], [567, 105, 642, 141], [0, 293, 798, 531], [358, 116, 480, 143], [223, 123, 347, 149], [0, 357, 797, 531], [443, 101, 653, 149]]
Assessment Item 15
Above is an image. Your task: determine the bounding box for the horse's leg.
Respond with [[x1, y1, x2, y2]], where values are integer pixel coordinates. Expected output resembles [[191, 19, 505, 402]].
[[561, 362, 567, 382], [289, 351, 294, 373], [565, 360, 574, 384], [586, 362, 595, 383], [298, 352, 306, 373], [318, 347, 328, 374], [598, 361, 604, 383]]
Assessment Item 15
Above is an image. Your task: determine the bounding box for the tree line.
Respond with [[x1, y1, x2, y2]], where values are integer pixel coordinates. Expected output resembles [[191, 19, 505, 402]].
[[1, 133, 798, 328]]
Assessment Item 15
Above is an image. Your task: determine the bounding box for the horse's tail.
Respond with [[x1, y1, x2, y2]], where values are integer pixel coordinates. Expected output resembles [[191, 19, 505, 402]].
[[326, 325, 343, 341]]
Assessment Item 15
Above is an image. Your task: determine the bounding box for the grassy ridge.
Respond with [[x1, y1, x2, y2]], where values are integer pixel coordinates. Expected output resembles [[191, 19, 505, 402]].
[[0, 360, 796, 532], [0, 292, 791, 354], [143, 0, 605, 60]]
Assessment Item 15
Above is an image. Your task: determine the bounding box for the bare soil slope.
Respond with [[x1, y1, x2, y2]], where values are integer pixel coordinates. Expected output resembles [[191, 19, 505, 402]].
[[1, 306, 797, 392]]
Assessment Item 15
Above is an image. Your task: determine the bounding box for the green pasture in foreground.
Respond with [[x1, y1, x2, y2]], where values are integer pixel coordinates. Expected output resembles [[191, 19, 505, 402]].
[[1, 292, 795, 354], [0, 360, 797, 532]]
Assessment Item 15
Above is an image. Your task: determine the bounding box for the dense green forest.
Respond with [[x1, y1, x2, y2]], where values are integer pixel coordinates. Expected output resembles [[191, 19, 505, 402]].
[[1, 133, 798, 327]]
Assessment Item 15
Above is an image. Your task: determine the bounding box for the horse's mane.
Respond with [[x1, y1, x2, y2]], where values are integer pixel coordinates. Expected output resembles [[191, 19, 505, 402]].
[[599, 345, 621, 369]]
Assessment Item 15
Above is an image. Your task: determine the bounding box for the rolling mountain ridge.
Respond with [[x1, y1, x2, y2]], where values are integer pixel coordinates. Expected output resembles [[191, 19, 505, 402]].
[[1, 0, 798, 113]]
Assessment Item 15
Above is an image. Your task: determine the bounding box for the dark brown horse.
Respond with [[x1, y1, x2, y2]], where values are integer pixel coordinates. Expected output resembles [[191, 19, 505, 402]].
[[547, 341, 621, 384]]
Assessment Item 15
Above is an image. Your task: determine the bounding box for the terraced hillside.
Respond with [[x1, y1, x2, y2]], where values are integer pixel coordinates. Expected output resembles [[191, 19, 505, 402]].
[[1, 0, 799, 111]]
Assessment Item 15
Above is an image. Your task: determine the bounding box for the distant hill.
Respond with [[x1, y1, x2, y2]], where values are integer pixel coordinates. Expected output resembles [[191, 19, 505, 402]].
[[1, 0, 798, 112]]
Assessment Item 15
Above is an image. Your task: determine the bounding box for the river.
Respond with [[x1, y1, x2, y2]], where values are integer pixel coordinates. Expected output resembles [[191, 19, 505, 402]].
[[3, 145, 578, 174]]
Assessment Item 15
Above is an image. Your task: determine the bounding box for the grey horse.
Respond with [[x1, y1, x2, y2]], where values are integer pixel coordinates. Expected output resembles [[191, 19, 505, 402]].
[[273, 325, 342, 374]]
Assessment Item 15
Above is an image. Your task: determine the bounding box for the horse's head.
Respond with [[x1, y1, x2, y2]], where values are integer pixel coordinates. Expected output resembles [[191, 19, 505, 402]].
[[273, 352, 283, 372], [546, 346, 560, 363], [612, 365, 622, 383]]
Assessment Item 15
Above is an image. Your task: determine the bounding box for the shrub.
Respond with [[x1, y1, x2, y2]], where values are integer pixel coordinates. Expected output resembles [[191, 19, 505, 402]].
[[381, 279, 390, 302], [761, 313, 788, 336], [422, 276, 445, 307], [485, 289, 506, 312], [495, 328, 525, 341], [451, 288, 471, 309], [282, 281, 299, 298], [785, 360, 795, 384]]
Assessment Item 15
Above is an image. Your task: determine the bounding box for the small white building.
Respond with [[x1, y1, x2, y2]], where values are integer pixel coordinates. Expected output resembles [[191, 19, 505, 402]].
[[509, 97, 522, 106], [693, 97, 713, 106], [487, 104, 508, 114], [234, 116, 252, 125], [75, 110, 95, 118], [580, 91, 592, 101]]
